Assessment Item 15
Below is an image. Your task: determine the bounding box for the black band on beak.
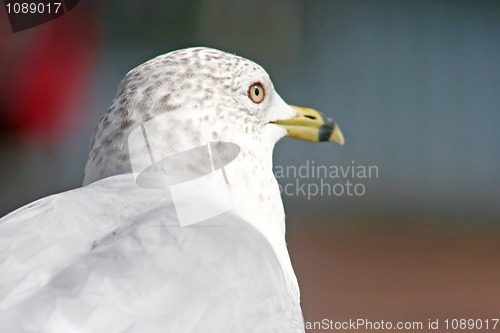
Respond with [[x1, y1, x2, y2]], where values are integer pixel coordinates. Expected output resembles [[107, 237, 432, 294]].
[[319, 119, 336, 142]]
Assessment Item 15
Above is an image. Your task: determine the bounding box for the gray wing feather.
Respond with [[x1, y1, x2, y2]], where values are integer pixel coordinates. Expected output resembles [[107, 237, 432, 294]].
[[0, 175, 303, 332]]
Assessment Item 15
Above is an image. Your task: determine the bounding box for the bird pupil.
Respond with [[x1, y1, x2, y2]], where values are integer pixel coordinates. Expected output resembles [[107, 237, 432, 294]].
[[254, 87, 260, 95]]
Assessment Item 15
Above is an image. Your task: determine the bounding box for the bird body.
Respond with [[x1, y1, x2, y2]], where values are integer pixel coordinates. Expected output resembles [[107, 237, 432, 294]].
[[0, 175, 302, 332], [0, 47, 343, 332]]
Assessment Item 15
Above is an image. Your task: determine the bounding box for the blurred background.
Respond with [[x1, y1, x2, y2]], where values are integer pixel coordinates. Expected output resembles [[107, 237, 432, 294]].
[[1, 0, 499, 331]]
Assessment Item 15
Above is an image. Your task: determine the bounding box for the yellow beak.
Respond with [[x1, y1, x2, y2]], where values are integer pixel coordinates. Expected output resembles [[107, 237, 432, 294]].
[[272, 106, 345, 145]]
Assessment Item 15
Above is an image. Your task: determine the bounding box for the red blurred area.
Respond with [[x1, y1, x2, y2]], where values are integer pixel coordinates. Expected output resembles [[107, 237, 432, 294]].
[[0, 4, 100, 145]]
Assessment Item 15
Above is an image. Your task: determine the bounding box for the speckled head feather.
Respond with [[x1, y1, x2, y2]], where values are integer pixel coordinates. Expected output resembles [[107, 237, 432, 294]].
[[84, 47, 295, 187]]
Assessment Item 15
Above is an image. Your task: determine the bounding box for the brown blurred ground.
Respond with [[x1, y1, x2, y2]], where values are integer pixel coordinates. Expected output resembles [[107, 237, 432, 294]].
[[287, 221, 500, 332]]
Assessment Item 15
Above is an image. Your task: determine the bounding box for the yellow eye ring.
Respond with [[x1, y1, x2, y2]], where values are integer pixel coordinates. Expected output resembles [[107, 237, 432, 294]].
[[248, 82, 265, 104]]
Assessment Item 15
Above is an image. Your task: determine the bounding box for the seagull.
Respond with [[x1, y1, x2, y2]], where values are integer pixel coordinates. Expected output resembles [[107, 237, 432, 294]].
[[0, 47, 344, 333]]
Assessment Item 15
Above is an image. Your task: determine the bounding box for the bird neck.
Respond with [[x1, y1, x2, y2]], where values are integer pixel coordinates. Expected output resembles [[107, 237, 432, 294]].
[[224, 143, 300, 302], [224, 145, 286, 237]]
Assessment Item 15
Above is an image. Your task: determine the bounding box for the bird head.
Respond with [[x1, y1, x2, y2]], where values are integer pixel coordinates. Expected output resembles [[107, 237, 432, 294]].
[[83, 47, 343, 188]]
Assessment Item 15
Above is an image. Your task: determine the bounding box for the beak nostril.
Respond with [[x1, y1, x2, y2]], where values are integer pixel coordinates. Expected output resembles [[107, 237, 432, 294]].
[[304, 115, 316, 120]]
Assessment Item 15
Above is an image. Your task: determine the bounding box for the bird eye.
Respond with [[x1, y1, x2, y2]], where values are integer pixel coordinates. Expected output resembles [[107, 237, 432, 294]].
[[248, 82, 265, 104]]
